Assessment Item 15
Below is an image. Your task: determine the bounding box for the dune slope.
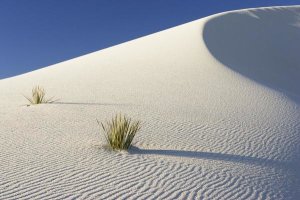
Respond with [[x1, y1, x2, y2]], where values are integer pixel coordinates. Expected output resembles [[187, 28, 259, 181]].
[[0, 6, 300, 200]]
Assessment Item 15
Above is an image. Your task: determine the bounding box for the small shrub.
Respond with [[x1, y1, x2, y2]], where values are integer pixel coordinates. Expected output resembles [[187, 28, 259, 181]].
[[98, 114, 141, 150], [24, 86, 56, 105]]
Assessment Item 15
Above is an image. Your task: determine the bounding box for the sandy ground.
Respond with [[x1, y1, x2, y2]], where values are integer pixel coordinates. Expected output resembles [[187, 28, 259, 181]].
[[0, 6, 300, 200]]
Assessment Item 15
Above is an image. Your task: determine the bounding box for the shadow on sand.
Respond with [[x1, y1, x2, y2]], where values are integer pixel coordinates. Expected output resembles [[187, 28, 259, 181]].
[[203, 7, 300, 103], [130, 147, 296, 170], [52, 102, 134, 106]]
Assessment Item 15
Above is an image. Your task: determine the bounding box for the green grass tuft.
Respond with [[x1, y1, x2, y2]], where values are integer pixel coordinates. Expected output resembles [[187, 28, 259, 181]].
[[24, 86, 56, 105], [97, 114, 141, 150]]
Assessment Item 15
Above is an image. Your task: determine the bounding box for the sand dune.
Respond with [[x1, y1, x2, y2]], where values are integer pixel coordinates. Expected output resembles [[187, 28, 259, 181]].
[[203, 6, 300, 102], [1, 6, 300, 200]]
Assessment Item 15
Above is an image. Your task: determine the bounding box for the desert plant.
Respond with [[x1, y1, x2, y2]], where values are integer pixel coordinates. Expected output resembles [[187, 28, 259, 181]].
[[97, 114, 141, 150], [24, 86, 56, 105]]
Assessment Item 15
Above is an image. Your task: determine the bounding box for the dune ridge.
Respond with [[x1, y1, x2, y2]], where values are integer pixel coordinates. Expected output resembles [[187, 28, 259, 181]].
[[1, 6, 300, 200]]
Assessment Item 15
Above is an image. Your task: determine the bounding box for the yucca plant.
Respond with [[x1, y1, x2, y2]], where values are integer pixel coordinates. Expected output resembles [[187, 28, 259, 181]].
[[24, 86, 56, 105], [97, 114, 141, 150]]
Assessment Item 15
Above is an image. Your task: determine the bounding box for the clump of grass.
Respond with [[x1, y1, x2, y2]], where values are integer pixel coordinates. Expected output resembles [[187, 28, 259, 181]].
[[24, 86, 56, 105], [97, 114, 141, 150]]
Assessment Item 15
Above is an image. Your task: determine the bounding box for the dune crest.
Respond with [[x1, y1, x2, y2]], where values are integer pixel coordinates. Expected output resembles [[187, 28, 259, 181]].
[[203, 6, 300, 102]]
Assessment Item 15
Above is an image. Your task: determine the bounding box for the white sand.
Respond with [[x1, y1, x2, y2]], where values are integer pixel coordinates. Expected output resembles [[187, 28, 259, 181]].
[[1, 5, 300, 200]]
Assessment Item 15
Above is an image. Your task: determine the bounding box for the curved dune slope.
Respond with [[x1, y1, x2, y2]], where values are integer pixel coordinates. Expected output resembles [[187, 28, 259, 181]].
[[203, 6, 300, 102], [0, 6, 300, 200]]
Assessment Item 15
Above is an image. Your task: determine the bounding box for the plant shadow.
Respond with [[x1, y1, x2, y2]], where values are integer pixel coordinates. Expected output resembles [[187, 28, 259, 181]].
[[130, 146, 295, 170], [52, 102, 134, 106]]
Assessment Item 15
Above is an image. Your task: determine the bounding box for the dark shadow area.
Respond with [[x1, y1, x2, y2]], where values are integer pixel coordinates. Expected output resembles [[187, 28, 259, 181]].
[[52, 102, 134, 106], [203, 7, 300, 103], [130, 147, 297, 170]]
